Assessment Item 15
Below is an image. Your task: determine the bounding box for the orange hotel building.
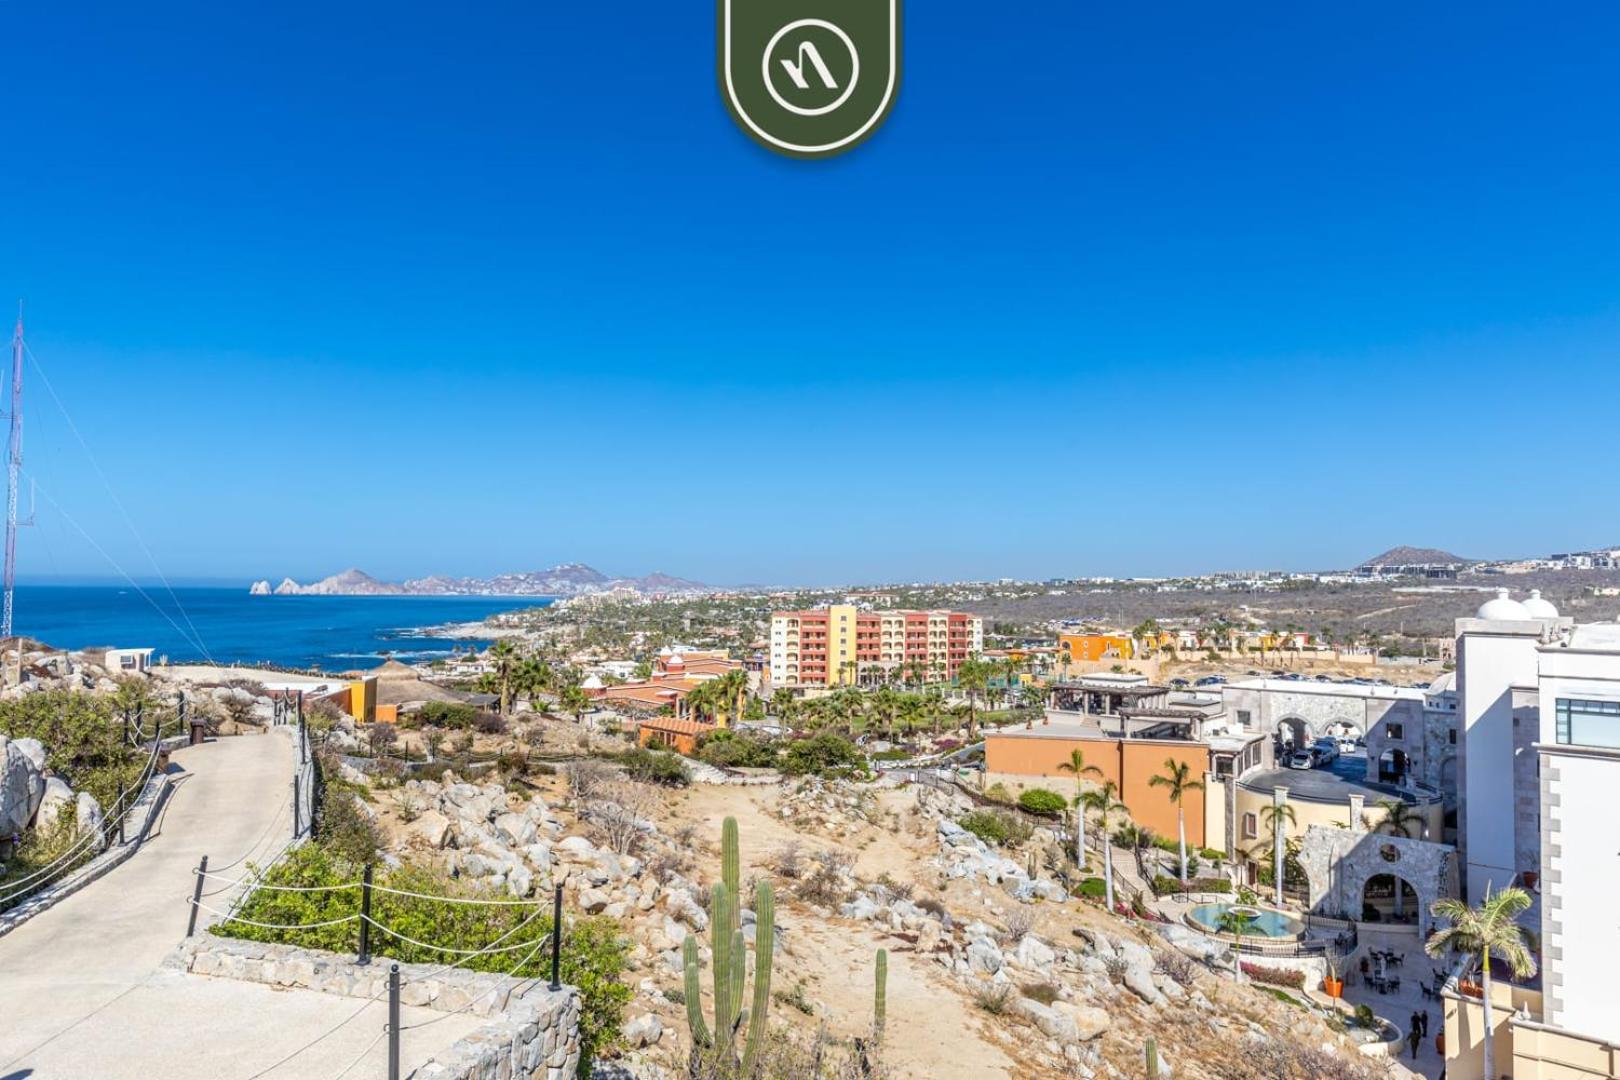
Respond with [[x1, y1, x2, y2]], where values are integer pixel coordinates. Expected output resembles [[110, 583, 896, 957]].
[[769, 605, 984, 687]]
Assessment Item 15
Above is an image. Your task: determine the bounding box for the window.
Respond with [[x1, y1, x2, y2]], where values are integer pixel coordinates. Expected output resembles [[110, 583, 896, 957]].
[[1555, 698, 1620, 749], [1387, 722, 1404, 741], [1448, 728, 1457, 745], [1242, 812, 1258, 840], [1237, 709, 1252, 727]]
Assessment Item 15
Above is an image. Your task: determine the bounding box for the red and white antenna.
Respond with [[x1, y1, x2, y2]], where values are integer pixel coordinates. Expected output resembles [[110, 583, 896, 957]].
[[4, 303, 23, 642]]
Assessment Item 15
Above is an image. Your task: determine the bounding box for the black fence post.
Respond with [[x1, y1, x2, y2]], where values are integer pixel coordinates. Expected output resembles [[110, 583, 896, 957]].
[[186, 855, 208, 936], [299, 713, 308, 764], [387, 964, 401, 1080], [291, 776, 301, 838], [549, 883, 563, 991], [117, 778, 127, 845], [358, 864, 374, 965]]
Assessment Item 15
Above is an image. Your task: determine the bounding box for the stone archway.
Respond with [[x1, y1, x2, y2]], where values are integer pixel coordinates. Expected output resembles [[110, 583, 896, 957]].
[[1362, 872, 1420, 925], [1296, 825, 1455, 941], [1275, 716, 1308, 751]]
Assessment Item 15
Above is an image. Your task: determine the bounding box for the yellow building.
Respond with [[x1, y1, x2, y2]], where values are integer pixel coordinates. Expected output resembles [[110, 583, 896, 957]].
[[1058, 633, 1135, 664]]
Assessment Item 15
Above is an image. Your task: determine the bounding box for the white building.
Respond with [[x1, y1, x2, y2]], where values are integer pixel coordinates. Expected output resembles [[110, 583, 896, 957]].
[[1450, 589, 1620, 1065]]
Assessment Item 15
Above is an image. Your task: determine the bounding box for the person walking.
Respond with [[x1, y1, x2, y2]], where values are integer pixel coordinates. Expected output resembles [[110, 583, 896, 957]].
[[1408, 1025, 1422, 1061], [1420, 1008, 1430, 1038]]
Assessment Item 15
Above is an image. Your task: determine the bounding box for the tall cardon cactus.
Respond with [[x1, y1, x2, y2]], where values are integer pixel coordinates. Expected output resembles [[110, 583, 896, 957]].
[[682, 816, 775, 1074]]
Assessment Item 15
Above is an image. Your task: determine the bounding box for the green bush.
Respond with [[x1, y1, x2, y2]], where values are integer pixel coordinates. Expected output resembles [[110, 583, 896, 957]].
[[0, 689, 150, 812], [1076, 877, 1107, 899], [695, 731, 779, 769], [618, 748, 691, 786], [1017, 788, 1068, 818], [1187, 876, 1232, 893], [780, 733, 867, 779], [215, 845, 631, 1076], [1151, 875, 1183, 897], [412, 702, 480, 730], [958, 810, 1033, 848]]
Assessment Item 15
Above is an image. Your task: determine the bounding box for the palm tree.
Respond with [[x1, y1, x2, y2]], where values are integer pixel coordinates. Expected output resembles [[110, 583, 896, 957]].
[[1426, 886, 1537, 1080], [1056, 749, 1103, 867], [956, 658, 991, 741], [1371, 797, 1423, 840], [1055, 648, 1073, 683], [713, 668, 750, 728], [1216, 908, 1261, 982], [1258, 800, 1297, 906], [487, 640, 519, 714], [558, 684, 590, 724], [1081, 781, 1128, 912], [1148, 758, 1205, 884]]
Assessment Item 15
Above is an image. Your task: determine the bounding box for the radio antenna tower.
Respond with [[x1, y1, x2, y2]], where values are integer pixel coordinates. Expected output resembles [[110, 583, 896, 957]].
[[4, 305, 23, 642]]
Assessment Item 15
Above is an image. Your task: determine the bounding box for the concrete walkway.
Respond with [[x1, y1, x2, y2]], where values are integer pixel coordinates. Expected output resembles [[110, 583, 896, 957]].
[[0, 729, 479, 1079]]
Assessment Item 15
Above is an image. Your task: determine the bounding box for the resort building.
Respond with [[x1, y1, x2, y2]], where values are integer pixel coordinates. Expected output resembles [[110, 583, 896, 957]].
[[1442, 591, 1620, 1079], [767, 606, 982, 688], [1056, 632, 1135, 663], [586, 649, 745, 718]]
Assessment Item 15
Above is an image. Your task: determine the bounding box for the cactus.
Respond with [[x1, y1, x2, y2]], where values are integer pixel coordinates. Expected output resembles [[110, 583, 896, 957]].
[[873, 949, 887, 1041], [682, 817, 775, 1075], [1145, 1036, 1158, 1078]]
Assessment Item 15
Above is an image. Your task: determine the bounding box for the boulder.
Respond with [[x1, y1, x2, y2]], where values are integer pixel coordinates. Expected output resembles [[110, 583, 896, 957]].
[[75, 791, 107, 851], [622, 1013, 663, 1049], [0, 735, 45, 835], [12, 737, 45, 773], [1013, 997, 1079, 1042], [33, 776, 76, 832], [1012, 935, 1057, 972], [1122, 961, 1165, 1006], [966, 939, 1004, 975], [1054, 1002, 1111, 1041], [1157, 923, 1230, 965], [493, 812, 538, 847], [406, 810, 453, 849], [579, 888, 611, 914]]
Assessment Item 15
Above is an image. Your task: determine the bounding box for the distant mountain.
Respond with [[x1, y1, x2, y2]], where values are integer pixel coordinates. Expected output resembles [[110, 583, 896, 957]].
[[250, 563, 708, 597], [1358, 546, 1473, 568]]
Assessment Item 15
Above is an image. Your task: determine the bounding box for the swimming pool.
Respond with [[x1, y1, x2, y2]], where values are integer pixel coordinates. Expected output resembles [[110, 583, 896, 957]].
[[1186, 903, 1306, 939]]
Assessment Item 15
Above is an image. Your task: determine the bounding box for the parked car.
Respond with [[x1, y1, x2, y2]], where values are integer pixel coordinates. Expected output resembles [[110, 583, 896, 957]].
[[1335, 736, 1359, 754], [1169, 678, 1190, 688], [1311, 738, 1339, 765], [1195, 676, 1226, 686], [1287, 750, 1316, 770]]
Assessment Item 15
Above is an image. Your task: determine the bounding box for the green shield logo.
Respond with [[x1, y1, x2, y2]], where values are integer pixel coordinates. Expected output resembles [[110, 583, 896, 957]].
[[719, 0, 901, 158]]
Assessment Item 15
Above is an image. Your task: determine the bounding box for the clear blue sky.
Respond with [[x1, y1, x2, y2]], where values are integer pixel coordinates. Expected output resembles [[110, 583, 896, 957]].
[[4, 2, 1618, 587]]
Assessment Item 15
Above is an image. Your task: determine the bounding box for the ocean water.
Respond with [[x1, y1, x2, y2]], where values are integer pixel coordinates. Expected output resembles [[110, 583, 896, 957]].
[[11, 586, 552, 670]]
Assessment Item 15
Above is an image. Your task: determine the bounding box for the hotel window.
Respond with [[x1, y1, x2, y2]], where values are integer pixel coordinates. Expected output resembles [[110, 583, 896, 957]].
[[1241, 812, 1258, 840], [1386, 723, 1404, 741], [1555, 698, 1620, 749], [1237, 709, 1252, 727]]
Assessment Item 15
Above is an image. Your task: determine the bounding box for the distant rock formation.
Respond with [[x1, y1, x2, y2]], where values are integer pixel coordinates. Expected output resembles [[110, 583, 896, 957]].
[[1358, 546, 1473, 569], [250, 563, 708, 598]]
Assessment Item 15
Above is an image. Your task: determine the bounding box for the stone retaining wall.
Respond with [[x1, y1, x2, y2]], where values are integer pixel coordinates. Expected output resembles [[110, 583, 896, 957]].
[[172, 937, 583, 1079]]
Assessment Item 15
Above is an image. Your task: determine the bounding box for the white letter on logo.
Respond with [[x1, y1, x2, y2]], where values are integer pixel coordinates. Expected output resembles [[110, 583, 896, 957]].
[[780, 42, 839, 91]]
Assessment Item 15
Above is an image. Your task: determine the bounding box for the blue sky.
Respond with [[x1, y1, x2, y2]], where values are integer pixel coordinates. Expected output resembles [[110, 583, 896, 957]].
[[3, 1, 1618, 587]]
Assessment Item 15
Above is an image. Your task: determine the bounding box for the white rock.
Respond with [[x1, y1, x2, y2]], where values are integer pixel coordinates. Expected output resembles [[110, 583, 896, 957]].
[[623, 1013, 663, 1048], [1012, 935, 1057, 971]]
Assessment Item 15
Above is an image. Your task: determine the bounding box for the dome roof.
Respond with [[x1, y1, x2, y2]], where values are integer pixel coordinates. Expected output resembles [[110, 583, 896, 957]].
[[1522, 589, 1560, 619], [1477, 588, 1532, 620], [580, 674, 604, 690]]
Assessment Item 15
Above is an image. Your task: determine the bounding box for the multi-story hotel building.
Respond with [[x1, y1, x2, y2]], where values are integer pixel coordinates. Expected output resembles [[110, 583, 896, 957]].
[[768, 605, 983, 688]]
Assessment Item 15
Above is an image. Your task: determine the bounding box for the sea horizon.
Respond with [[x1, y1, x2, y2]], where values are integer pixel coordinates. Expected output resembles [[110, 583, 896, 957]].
[[9, 585, 553, 671]]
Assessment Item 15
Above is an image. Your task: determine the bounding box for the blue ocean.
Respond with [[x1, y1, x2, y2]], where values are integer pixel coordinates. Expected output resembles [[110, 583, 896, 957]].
[[10, 586, 552, 671]]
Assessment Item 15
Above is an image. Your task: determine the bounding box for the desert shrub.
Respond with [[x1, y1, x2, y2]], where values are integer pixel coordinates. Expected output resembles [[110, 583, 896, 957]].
[[1000, 906, 1034, 942], [1017, 788, 1068, 818], [774, 980, 816, 1016], [1188, 876, 1232, 893], [983, 782, 1013, 804], [970, 981, 1012, 1014], [1151, 875, 1183, 897], [1227, 1040, 1386, 1079], [415, 702, 480, 730], [780, 733, 867, 779], [874, 871, 914, 902], [1020, 981, 1060, 1006], [695, 730, 779, 769], [214, 845, 629, 1076], [618, 748, 690, 786], [314, 757, 383, 864], [472, 712, 507, 735], [1102, 955, 1128, 984], [958, 809, 1032, 848], [796, 849, 853, 907], [770, 841, 804, 880], [1353, 1003, 1376, 1028], [914, 896, 948, 921], [1154, 949, 1198, 986], [1241, 962, 1306, 989], [1076, 877, 1107, 899]]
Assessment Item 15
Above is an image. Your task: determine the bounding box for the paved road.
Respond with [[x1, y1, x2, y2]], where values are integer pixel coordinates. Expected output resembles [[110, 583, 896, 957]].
[[0, 729, 478, 1079]]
